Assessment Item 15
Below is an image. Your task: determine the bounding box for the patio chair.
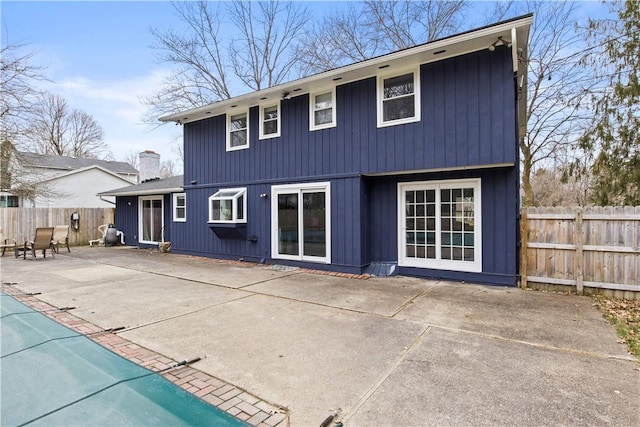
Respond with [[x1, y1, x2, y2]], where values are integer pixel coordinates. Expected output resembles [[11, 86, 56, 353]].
[[0, 226, 17, 256], [52, 225, 70, 253], [19, 227, 55, 259], [89, 224, 108, 247]]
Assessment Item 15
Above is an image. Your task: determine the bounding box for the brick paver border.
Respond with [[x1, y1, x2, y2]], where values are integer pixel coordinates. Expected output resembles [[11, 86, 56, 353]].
[[2, 284, 289, 427]]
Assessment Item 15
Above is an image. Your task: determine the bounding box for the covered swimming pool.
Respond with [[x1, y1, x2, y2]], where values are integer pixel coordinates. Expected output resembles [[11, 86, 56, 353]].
[[1, 293, 246, 426]]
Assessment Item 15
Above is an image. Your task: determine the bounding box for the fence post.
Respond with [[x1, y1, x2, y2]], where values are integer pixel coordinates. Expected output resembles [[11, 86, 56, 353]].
[[575, 207, 584, 296], [520, 209, 528, 289]]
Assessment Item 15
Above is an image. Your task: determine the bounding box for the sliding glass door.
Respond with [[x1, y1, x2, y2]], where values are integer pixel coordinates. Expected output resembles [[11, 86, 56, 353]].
[[272, 183, 330, 263], [139, 196, 163, 244]]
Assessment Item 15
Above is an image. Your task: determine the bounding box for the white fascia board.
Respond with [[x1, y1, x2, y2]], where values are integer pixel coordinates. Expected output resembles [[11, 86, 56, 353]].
[[37, 165, 133, 185], [98, 187, 183, 197], [160, 15, 533, 125]]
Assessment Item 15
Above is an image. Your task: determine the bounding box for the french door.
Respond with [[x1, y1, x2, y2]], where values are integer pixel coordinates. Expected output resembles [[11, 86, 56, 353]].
[[398, 179, 481, 272], [139, 196, 163, 244], [271, 182, 331, 263]]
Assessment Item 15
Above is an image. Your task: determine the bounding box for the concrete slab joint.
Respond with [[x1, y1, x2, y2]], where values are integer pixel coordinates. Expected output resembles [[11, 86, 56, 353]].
[[2, 247, 638, 427], [1, 285, 290, 427]]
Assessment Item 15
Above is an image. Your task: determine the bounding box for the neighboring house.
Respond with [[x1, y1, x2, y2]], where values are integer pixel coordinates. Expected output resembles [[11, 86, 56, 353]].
[[5, 151, 139, 208], [113, 16, 532, 286]]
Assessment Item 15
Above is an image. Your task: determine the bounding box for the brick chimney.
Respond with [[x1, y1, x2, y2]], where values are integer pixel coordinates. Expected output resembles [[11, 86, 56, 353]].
[[139, 150, 160, 183]]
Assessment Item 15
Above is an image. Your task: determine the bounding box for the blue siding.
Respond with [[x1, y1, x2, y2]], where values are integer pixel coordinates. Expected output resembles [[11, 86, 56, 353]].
[[114, 194, 173, 247], [366, 168, 519, 285], [171, 177, 364, 274], [114, 196, 137, 245], [184, 48, 516, 186], [167, 46, 520, 284]]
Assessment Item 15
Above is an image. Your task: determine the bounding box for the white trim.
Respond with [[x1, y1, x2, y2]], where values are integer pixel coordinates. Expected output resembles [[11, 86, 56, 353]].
[[138, 196, 164, 245], [377, 67, 421, 128], [309, 88, 336, 131], [511, 27, 519, 73], [271, 182, 331, 264], [208, 187, 247, 223], [226, 111, 250, 151], [173, 192, 186, 222], [160, 16, 532, 125], [259, 101, 281, 139], [37, 164, 136, 186], [397, 178, 482, 272], [364, 163, 514, 177], [99, 187, 183, 197]]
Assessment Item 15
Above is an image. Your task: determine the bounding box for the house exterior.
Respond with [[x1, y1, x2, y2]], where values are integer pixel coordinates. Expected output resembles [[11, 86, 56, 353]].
[[4, 151, 139, 208], [116, 16, 532, 286], [99, 175, 184, 247]]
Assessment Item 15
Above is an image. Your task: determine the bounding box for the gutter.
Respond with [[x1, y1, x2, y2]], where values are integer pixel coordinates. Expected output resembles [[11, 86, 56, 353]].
[[99, 195, 116, 205]]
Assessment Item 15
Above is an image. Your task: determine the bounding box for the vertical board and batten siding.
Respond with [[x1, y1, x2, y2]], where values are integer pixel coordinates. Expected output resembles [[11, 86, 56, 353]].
[[114, 197, 138, 245], [176, 46, 518, 278], [171, 177, 364, 273], [521, 206, 640, 299], [366, 167, 519, 285], [183, 47, 516, 186], [0, 207, 114, 247], [113, 194, 173, 247]]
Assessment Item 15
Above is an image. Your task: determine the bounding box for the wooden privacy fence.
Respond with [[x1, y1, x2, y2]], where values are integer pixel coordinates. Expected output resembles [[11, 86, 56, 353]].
[[0, 207, 114, 248], [521, 206, 640, 299]]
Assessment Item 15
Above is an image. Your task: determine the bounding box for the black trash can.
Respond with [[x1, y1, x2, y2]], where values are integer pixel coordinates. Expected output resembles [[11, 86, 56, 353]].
[[105, 224, 118, 246]]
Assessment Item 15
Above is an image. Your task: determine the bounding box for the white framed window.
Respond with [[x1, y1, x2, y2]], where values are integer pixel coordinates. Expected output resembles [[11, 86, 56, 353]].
[[139, 196, 164, 244], [259, 102, 280, 139], [173, 193, 186, 222], [0, 193, 19, 207], [377, 68, 420, 127], [227, 111, 249, 151], [209, 188, 246, 223], [271, 182, 331, 264], [310, 88, 336, 130], [398, 179, 481, 272]]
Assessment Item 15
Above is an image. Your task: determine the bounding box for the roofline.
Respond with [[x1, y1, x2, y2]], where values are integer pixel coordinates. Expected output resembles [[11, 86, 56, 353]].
[[15, 151, 139, 174], [37, 165, 136, 185], [99, 187, 183, 197], [160, 14, 533, 124]]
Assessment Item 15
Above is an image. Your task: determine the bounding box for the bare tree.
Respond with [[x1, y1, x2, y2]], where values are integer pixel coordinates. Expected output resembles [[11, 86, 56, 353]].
[[67, 110, 107, 158], [296, 0, 468, 74], [1, 140, 60, 202], [0, 43, 46, 144], [124, 150, 140, 170], [159, 159, 179, 178], [530, 167, 592, 207], [485, 1, 598, 206], [144, 0, 311, 121], [26, 91, 111, 159]]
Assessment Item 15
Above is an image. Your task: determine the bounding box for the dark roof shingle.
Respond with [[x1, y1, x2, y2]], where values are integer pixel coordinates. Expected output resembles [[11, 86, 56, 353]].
[[16, 151, 139, 175], [99, 175, 184, 196]]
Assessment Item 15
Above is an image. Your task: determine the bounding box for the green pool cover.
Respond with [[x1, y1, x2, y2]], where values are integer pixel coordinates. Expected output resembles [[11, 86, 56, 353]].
[[1, 293, 246, 426]]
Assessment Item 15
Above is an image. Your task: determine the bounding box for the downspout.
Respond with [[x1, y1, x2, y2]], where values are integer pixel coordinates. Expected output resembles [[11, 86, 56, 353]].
[[512, 27, 523, 287]]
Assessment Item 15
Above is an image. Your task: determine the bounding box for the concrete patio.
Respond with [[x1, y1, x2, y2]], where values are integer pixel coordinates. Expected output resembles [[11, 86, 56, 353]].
[[1, 246, 638, 426]]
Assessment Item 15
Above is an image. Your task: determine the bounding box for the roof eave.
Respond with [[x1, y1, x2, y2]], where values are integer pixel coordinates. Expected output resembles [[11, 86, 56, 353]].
[[160, 14, 533, 125], [99, 187, 183, 197]]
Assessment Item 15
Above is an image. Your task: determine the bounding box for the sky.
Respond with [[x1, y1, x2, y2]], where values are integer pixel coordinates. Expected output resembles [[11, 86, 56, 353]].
[[2, 1, 188, 168], [1, 1, 610, 171]]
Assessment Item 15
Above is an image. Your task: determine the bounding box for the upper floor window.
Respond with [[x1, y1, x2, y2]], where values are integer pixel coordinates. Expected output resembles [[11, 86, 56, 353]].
[[377, 69, 420, 127], [209, 188, 246, 223], [227, 112, 249, 151], [310, 89, 336, 130], [259, 103, 280, 139], [173, 193, 186, 222]]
